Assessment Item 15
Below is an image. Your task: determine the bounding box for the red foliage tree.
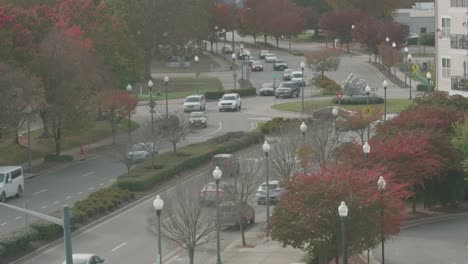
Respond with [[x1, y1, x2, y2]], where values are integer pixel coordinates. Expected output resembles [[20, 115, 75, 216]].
[[238, 0, 265, 46], [270, 166, 409, 260], [319, 9, 363, 52], [337, 106, 383, 144], [101, 90, 137, 143], [211, 3, 237, 32]]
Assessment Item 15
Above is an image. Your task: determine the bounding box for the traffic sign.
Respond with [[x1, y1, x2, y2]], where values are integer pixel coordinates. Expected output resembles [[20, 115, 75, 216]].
[[336, 92, 343, 100], [411, 64, 419, 74]]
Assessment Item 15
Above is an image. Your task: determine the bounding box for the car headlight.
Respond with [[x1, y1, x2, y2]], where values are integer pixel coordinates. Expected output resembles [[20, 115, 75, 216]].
[[190, 121, 194, 123], [201, 120, 206, 122]]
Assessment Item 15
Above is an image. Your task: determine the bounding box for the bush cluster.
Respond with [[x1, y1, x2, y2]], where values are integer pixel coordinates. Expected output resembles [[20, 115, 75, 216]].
[[314, 76, 342, 95], [205, 88, 257, 100], [260, 117, 313, 135], [44, 154, 73, 162], [417, 84, 435, 92], [331, 96, 384, 105]]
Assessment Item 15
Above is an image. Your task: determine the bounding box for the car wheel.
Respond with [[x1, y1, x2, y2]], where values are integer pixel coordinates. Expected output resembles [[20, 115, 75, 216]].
[[0, 192, 5, 203], [16, 186, 22, 198], [239, 104, 242, 110], [250, 216, 255, 224]]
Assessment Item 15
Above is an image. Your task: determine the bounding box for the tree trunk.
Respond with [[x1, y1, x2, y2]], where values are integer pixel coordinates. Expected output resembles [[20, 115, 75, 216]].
[[264, 34, 267, 44], [173, 142, 177, 153], [253, 35, 257, 49], [111, 118, 116, 144], [188, 248, 195, 264], [14, 130, 20, 145], [210, 41, 213, 53], [335, 256, 339, 264], [412, 186, 417, 212], [240, 217, 247, 246], [39, 110, 50, 137], [346, 41, 350, 53], [54, 127, 61, 156], [289, 36, 291, 51], [144, 53, 152, 80], [275, 36, 279, 48]]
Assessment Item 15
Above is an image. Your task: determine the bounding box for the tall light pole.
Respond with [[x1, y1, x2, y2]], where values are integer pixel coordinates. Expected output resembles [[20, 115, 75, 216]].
[[153, 195, 164, 264], [213, 166, 223, 264], [164, 75, 169, 118], [365, 84, 371, 141], [148, 80, 156, 169], [214, 26, 218, 54], [338, 201, 349, 264], [222, 29, 226, 60], [300, 61, 305, 113], [383, 80, 388, 122], [126, 84, 133, 141], [377, 176, 387, 264], [300, 121, 307, 173], [407, 53, 413, 99], [363, 141, 370, 171], [404, 47, 409, 87], [391, 42, 397, 76], [240, 44, 244, 80], [26, 106, 32, 172], [426, 71, 432, 94], [194, 55, 200, 94], [332, 107, 339, 129], [232, 53, 237, 90], [262, 140, 271, 226], [351, 24, 355, 56]]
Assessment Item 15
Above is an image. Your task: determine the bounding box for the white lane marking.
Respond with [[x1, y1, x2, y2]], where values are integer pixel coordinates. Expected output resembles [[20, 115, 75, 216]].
[[187, 121, 222, 139], [66, 196, 72, 199], [111, 242, 127, 252], [77, 192, 83, 195], [88, 187, 95, 191], [1, 222, 6, 226], [33, 189, 47, 196], [81, 171, 95, 177], [15, 216, 22, 220], [54, 201, 60, 205], [41, 206, 47, 209]]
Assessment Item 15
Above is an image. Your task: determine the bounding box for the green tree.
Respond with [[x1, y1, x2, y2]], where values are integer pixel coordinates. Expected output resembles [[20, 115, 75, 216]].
[[326, 0, 410, 17]]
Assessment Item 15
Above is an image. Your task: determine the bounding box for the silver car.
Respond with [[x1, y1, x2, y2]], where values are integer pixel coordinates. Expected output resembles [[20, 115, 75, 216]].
[[255, 180, 286, 205], [63, 254, 104, 264], [189, 111, 208, 128], [127, 143, 157, 163]]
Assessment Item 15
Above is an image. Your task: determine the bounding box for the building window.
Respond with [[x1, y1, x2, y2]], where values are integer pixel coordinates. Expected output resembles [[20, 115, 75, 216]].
[[420, 28, 427, 34], [442, 58, 451, 79], [451, 0, 468, 7], [442, 18, 451, 37]]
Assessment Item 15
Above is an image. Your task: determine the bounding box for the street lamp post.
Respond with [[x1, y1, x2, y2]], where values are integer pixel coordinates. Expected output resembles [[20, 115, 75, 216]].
[[240, 44, 244, 80], [214, 26, 218, 54], [126, 84, 133, 141], [164, 75, 169, 118], [300, 121, 307, 173], [194, 55, 200, 94], [383, 80, 388, 122], [408, 53, 413, 99], [426, 71, 432, 94], [377, 176, 387, 264], [213, 166, 223, 264], [338, 201, 349, 264], [148, 80, 156, 169], [153, 195, 164, 264], [262, 141, 271, 226], [365, 84, 371, 141], [391, 42, 396, 76], [300, 61, 305, 113], [404, 47, 409, 86], [232, 53, 237, 90], [363, 141, 370, 171], [222, 29, 226, 60], [26, 106, 32, 172], [351, 24, 355, 56]]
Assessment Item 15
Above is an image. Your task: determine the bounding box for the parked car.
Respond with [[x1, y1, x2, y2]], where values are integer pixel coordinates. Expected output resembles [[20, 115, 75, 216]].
[[264, 55, 277, 63], [259, 50, 270, 59], [219, 201, 255, 228], [250, 61, 264, 72], [218, 93, 242, 112], [275, 81, 301, 98], [283, 69, 293, 81], [183, 94, 206, 112], [223, 45, 233, 54], [210, 153, 240, 178], [63, 254, 105, 264], [255, 180, 286, 205], [188, 111, 208, 128], [273, 59, 288, 71], [0, 166, 24, 203], [291, 71, 306, 86], [200, 181, 231, 206], [127, 143, 157, 163], [259, 83, 275, 96]]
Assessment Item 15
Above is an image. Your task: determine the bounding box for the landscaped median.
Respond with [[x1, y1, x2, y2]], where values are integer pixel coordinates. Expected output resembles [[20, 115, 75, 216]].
[[0, 131, 264, 263]]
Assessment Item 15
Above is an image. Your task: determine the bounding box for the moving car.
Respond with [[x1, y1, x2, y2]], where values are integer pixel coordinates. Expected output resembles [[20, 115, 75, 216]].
[[250, 61, 264, 72], [291, 71, 306, 86], [0, 166, 24, 203], [127, 143, 157, 163], [259, 50, 270, 59], [273, 59, 288, 71], [218, 93, 242, 112], [62, 254, 105, 264], [264, 55, 277, 63], [223, 45, 233, 54], [255, 180, 286, 205], [220, 201, 255, 228], [283, 69, 293, 81], [183, 94, 206, 112], [188, 111, 208, 128], [259, 83, 275, 96], [200, 181, 231, 206], [275, 81, 301, 98]]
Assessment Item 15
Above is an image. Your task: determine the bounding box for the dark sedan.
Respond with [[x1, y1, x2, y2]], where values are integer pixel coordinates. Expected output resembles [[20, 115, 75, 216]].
[[251, 61, 264, 72], [273, 59, 288, 71], [259, 83, 275, 96]]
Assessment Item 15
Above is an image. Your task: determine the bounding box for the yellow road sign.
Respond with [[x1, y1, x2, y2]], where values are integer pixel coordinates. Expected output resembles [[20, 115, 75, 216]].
[[411, 64, 420, 74]]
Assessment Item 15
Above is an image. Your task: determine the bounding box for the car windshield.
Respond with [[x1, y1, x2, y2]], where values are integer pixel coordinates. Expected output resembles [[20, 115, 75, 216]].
[[222, 96, 236, 100], [293, 73, 303, 78], [260, 184, 278, 191], [190, 112, 205, 118], [131, 144, 147, 152], [280, 83, 296, 88], [253, 61, 262, 65], [262, 83, 274, 88], [0, 174, 4, 183], [276, 60, 286, 63], [186, 97, 200, 102]]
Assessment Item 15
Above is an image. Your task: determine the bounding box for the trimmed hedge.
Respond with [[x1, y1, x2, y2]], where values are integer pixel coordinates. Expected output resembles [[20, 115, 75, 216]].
[[44, 154, 73, 162], [417, 84, 435, 91], [331, 96, 384, 105], [260, 117, 313, 135], [0, 227, 39, 256], [205, 88, 257, 100]]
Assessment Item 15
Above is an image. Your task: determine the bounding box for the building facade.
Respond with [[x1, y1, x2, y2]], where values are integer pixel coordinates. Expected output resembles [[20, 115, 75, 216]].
[[435, 0, 468, 96], [394, 2, 435, 35]]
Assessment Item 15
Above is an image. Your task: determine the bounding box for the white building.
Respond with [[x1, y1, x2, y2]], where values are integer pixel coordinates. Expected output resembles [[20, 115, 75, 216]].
[[394, 2, 435, 35], [435, 0, 468, 96]]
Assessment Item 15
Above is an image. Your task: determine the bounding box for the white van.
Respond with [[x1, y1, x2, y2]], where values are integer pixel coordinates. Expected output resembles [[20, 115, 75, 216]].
[[0, 166, 24, 203]]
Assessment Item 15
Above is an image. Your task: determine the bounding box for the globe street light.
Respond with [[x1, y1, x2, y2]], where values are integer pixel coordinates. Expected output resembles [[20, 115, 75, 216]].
[[407, 53, 413, 99], [213, 166, 223, 264], [164, 75, 169, 118], [232, 53, 237, 90], [222, 29, 227, 60], [385, 36, 390, 44], [194, 55, 200, 94], [363, 141, 370, 171], [300, 61, 306, 112], [377, 176, 387, 264], [383, 80, 388, 122], [404, 47, 409, 86], [300, 121, 308, 173], [391, 42, 397, 75], [153, 195, 164, 264], [262, 140, 271, 226], [351, 25, 355, 55], [338, 201, 349, 264], [148, 80, 156, 169], [365, 84, 371, 140], [126, 84, 133, 141], [426, 71, 432, 94]]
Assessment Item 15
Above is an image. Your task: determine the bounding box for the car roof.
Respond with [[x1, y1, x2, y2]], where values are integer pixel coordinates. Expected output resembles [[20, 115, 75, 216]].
[[261, 50, 269, 52], [261, 180, 280, 185], [262, 83, 274, 87], [214, 153, 234, 158], [186, 94, 203, 98], [222, 93, 239, 96], [292, 71, 303, 74], [190, 111, 205, 115], [275, 59, 286, 62], [0, 166, 22, 173]]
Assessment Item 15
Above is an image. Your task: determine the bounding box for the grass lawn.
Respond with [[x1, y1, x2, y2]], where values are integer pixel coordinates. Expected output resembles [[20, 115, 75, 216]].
[[0, 120, 139, 166], [152, 53, 221, 73], [137, 76, 223, 101], [271, 99, 414, 113]]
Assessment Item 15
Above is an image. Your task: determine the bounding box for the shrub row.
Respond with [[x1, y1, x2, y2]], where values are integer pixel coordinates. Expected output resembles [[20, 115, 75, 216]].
[[44, 154, 73, 162], [331, 96, 384, 105], [260, 117, 313, 135], [117, 131, 264, 191], [417, 84, 435, 91], [314, 76, 342, 95], [205, 88, 257, 100]]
